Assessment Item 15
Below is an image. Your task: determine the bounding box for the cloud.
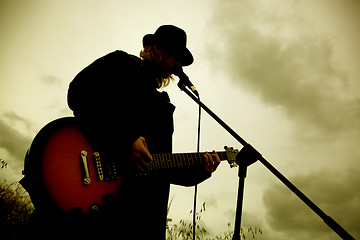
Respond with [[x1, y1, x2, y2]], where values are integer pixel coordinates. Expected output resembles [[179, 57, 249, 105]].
[[3, 111, 33, 132], [0, 112, 33, 171], [207, 0, 360, 139], [42, 74, 63, 86], [263, 168, 360, 240], [207, 0, 360, 173]]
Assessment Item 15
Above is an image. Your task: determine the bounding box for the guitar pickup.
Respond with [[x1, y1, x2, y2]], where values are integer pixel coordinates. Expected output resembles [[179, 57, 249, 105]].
[[93, 152, 104, 181], [80, 151, 91, 185]]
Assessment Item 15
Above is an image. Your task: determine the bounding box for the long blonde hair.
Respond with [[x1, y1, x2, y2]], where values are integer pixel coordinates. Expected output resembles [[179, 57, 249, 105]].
[[140, 45, 174, 88]]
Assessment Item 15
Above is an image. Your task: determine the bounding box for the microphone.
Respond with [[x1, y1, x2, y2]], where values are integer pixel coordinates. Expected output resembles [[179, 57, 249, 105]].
[[174, 66, 199, 97]]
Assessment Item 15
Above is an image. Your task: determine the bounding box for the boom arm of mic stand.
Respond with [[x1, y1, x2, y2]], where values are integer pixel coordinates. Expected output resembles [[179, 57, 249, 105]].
[[177, 82, 248, 146], [177, 82, 355, 240]]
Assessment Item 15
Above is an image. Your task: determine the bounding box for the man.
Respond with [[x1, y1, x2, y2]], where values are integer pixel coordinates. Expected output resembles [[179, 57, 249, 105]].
[[66, 25, 220, 239]]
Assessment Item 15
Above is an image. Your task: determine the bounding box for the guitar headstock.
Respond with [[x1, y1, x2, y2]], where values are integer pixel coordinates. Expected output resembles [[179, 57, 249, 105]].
[[224, 146, 239, 168]]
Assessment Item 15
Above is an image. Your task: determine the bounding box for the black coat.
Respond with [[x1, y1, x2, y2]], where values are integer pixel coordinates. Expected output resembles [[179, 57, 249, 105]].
[[64, 51, 210, 239]]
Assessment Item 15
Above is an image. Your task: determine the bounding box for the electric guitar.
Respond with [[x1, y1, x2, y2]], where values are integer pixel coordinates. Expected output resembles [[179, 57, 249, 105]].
[[23, 117, 239, 215]]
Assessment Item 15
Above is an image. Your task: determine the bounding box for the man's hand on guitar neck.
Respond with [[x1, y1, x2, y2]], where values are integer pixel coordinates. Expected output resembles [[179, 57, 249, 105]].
[[128, 136, 153, 171], [129, 137, 220, 173], [204, 150, 221, 173]]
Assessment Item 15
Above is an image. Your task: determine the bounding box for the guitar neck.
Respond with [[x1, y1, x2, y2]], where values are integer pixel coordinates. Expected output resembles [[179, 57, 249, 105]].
[[99, 150, 234, 181], [148, 151, 227, 172]]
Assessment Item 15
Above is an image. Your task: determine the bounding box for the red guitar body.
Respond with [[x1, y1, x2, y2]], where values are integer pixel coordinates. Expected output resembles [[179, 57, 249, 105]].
[[23, 117, 124, 215]]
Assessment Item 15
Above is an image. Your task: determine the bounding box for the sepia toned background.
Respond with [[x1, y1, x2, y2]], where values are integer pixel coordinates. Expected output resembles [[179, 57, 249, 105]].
[[1, 0, 359, 239]]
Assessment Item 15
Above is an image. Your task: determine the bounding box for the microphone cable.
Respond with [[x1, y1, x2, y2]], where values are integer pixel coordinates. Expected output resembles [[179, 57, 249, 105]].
[[192, 94, 201, 240]]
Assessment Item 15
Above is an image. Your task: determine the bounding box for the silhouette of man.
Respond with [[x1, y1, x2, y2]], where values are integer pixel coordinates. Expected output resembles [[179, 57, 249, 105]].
[[26, 25, 220, 239]]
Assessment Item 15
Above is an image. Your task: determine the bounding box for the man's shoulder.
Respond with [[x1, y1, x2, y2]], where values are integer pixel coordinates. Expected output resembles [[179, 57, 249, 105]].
[[81, 50, 142, 75], [103, 50, 141, 64]]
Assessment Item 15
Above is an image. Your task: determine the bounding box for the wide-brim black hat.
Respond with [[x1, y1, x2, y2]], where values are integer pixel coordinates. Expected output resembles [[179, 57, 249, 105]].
[[143, 25, 194, 66]]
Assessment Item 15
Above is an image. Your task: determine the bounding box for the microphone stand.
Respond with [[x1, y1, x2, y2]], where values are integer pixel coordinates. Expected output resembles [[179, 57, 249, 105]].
[[177, 82, 355, 240]]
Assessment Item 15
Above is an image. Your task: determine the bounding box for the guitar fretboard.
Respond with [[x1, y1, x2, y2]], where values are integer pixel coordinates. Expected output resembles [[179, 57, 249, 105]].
[[99, 151, 228, 181], [148, 151, 227, 171]]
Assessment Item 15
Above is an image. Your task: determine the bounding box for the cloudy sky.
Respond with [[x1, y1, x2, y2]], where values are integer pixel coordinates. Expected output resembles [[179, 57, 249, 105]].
[[1, 0, 359, 239]]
